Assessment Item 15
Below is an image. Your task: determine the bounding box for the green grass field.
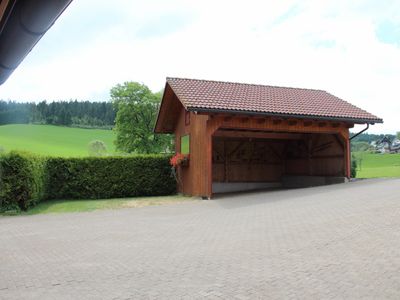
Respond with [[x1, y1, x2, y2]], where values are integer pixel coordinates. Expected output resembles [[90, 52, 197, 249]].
[[0, 124, 116, 157], [1, 124, 398, 177], [354, 152, 400, 178]]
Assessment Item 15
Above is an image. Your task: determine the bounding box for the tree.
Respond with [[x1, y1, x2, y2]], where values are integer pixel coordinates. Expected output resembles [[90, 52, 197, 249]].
[[350, 141, 372, 152], [397, 132, 400, 140], [111, 82, 172, 154], [88, 140, 107, 156]]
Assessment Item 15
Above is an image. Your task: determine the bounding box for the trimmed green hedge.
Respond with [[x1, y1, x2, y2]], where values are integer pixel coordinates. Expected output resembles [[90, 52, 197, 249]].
[[45, 156, 176, 200], [0, 153, 176, 212], [0, 152, 46, 211]]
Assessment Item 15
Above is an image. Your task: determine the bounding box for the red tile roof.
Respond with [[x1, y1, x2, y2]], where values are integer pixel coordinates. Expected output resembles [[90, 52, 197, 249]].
[[166, 77, 382, 123]]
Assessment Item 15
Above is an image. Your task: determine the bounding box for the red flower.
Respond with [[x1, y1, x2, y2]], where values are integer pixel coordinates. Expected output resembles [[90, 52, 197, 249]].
[[170, 153, 189, 167]]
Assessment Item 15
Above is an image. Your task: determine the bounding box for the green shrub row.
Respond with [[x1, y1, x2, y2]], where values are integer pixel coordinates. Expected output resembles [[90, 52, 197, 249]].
[[0, 152, 176, 212], [45, 156, 176, 200], [0, 152, 46, 211]]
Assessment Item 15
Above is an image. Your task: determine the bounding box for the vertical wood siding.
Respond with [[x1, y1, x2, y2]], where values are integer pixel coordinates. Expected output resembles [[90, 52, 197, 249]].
[[174, 113, 351, 198]]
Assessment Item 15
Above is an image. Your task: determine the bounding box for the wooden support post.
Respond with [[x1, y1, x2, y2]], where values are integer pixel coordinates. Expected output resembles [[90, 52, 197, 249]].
[[346, 138, 351, 178], [223, 140, 227, 182], [205, 117, 223, 198], [339, 129, 351, 179], [307, 136, 313, 176], [206, 131, 213, 198]]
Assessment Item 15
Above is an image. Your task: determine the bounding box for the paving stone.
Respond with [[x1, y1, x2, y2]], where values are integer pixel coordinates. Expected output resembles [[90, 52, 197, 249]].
[[0, 178, 400, 299]]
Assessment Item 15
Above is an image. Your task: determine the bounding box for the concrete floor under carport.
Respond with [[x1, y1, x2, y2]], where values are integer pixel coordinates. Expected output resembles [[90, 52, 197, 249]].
[[212, 129, 349, 194]]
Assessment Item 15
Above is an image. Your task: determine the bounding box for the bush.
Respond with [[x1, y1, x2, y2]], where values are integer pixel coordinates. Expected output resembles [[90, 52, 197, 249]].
[[351, 155, 357, 178], [45, 155, 175, 200], [0, 152, 46, 212], [88, 140, 107, 156], [0, 153, 176, 212]]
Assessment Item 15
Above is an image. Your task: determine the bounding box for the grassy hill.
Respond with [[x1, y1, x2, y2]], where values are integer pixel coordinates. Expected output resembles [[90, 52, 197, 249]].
[[354, 152, 400, 178], [1, 124, 398, 177], [0, 124, 116, 157]]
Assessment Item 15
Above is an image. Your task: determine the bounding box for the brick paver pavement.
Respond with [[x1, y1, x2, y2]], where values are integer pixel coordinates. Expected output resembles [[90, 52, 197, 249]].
[[1, 178, 400, 299]]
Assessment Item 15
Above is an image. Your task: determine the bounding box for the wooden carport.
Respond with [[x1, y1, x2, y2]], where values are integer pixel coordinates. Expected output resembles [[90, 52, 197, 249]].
[[155, 78, 383, 198]]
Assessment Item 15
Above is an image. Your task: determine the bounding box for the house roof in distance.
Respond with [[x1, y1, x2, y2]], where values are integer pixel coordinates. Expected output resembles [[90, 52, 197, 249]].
[[166, 77, 383, 124]]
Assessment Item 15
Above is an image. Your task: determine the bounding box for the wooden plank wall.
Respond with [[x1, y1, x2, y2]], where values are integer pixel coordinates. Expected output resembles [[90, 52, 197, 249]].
[[174, 112, 351, 198], [189, 113, 210, 196], [208, 115, 350, 136], [212, 137, 285, 182], [212, 133, 345, 183], [284, 133, 345, 176], [174, 108, 211, 196]]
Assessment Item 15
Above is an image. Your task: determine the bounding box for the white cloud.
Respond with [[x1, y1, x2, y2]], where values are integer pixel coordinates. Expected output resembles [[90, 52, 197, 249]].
[[0, 0, 399, 133]]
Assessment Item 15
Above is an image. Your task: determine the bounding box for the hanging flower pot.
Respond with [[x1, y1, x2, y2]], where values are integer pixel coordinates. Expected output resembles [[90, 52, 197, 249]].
[[170, 153, 190, 188], [170, 153, 190, 168]]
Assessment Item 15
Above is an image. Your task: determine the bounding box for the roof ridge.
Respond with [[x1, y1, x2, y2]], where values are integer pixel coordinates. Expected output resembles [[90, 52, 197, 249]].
[[166, 76, 326, 93]]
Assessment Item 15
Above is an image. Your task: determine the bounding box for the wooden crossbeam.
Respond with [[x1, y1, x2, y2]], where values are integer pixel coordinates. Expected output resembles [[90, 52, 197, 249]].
[[214, 130, 303, 140]]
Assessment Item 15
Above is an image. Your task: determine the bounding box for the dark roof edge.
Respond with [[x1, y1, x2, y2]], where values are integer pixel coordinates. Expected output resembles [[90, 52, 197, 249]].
[[0, 0, 73, 85], [188, 107, 383, 124]]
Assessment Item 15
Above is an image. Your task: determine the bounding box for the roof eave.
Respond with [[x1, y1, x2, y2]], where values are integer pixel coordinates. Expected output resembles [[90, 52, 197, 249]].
[[188, 107, 383, 125], [0, 0, 73, 85], [154, 81, 188, 134], [153, 82, 169, 133]]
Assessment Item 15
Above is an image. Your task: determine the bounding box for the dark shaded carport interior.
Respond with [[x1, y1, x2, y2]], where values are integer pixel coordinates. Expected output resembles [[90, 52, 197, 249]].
[[212, 128, 347, 193]]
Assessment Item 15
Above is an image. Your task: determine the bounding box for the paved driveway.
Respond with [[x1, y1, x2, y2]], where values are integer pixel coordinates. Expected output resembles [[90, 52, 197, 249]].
[[1, 179, 400, 299]]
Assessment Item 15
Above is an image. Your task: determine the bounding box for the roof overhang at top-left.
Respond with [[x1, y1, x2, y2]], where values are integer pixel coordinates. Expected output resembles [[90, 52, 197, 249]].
[[0, 0, 73, 85]]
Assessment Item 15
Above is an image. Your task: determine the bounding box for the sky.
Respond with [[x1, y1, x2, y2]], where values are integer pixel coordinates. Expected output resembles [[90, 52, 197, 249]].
[[1, 0, 399, 134]]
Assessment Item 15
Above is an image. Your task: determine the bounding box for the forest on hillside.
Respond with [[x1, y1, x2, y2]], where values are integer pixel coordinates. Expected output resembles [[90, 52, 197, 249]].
[[0, 100, 115, 128], [0, 97, 396, 153]]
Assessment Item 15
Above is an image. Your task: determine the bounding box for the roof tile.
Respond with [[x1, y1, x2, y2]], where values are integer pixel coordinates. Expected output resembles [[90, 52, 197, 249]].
[[166, 77, 382, 123]]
